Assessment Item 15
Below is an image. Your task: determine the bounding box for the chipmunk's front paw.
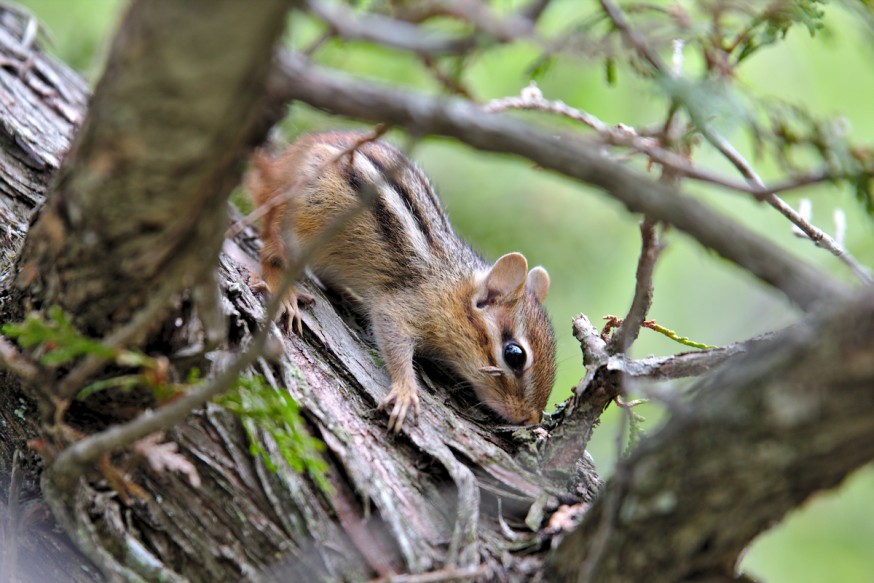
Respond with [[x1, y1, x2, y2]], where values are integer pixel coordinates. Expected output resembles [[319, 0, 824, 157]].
[[378, 382, 420, 433], [278, 291, 315, 336]]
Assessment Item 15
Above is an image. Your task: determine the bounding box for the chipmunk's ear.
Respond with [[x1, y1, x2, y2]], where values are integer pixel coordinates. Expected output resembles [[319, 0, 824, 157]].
[[526, 266, 550, 303], [480, 253, 528, 306]]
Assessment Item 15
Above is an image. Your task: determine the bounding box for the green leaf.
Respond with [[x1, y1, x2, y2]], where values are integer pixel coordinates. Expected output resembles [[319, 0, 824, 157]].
[[77, 375, 143, 400], [2, 306, 115, 366], [735, 1, 826, 64], [218, 375, 330, 492], [605, 57, 616, 85]]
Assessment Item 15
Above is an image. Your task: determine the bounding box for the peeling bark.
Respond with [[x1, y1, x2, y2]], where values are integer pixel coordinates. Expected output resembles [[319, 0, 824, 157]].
[[0, 8, 100, 581]]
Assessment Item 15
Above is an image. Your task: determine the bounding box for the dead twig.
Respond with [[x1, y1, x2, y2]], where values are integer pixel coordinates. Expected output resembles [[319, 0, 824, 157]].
[[0, 336, 39, 383], [607, 218, 662, 355], [484, 84, 832, 198], [305, 0, 474, 55]]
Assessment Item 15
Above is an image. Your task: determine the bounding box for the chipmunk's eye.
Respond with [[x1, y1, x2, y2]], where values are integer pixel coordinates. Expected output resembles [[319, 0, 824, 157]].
[[502, 341, 526, 373]]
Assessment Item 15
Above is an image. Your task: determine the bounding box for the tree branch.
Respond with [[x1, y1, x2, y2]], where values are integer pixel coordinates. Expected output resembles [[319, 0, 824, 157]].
[[484, 86, 835, 198], [597, 0, 874, 285], [550, 289, 874, 582], [607, 218, 662, 354], [274, 53, 850, 311], [305, 0, 475, 55], [702, 127, 874, 284]]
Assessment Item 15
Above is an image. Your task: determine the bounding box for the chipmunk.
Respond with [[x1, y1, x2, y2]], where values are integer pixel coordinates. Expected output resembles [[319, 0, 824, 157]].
[[246, 131, 556, 432]]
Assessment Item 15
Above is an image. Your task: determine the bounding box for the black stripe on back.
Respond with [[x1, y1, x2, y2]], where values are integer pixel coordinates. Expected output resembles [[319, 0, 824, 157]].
[[372, 198, 424, 287], [392, 177, 435, 248], [339, 156, 424, 289], [363, 151, 437, 249], [340, 160, 364, 192]]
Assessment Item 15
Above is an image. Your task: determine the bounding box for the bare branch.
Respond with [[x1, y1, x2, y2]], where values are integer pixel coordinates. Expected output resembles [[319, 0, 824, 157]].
[[305, 0, 475, 55], [570, 313, 610, 408], [576, 316, 772, 383], [435, 0, 534, 41], [607, 218, 662, 354], [0, 336, 39, 383], [613, 342, 752, 380], [274, 53, 850, 311], [599, 0, 666, 71], [606, 330, 773, 381], [484, 85, 833, 197], [551, 289, 874, 582], [703, 128, 874, 284], [573, 314, 608, 368], [372, 564, 490, 583]]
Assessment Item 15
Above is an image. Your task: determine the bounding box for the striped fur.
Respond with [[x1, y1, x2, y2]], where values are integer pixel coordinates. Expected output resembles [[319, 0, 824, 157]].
[[247, 131, 556, 428]]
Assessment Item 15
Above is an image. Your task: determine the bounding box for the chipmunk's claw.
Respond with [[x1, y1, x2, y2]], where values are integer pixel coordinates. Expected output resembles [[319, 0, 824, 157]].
[[264, 289, 315, 336], [378, 382, 420, 433]]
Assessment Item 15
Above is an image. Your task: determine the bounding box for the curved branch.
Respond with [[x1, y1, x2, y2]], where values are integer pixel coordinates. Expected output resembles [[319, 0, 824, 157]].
[[606, 218, 661, 354], [273, 53, 851, 312], [550, 289, 874, 582]]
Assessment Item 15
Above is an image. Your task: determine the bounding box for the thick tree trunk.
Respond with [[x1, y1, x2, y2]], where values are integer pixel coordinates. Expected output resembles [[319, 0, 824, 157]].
[[15, 0, 289, 337]]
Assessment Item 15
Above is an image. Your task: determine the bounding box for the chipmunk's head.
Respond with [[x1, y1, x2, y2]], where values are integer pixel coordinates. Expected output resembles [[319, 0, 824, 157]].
[[456, 253, 556, 425]]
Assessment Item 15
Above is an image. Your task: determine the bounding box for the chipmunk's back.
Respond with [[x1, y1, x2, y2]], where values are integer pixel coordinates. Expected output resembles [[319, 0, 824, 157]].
[[252, 132, 484, 302]]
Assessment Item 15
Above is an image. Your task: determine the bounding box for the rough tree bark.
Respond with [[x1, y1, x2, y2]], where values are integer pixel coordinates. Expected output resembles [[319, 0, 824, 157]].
[[1, 2, 872, 583], [1, 3, 606, 581]]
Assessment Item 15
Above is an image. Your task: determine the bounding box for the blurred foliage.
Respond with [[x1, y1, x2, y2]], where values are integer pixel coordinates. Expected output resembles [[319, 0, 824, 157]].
[[2, 305, 185, 402], [2, 305, 115, 366], [15, 0, 874, 581]]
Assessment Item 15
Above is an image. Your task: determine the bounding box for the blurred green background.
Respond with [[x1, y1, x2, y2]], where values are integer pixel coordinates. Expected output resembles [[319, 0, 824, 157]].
[[16, 1, 874, 580]]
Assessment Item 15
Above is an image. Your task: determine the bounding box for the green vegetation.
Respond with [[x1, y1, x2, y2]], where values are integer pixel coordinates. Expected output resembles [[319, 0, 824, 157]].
[[2, 305, 116, 366], [2, 304, 329, 489], [218, 374, 330, 492]]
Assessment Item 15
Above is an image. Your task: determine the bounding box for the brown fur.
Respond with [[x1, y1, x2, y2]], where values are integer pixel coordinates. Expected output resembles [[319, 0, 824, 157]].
[[245, 132, 556, 430]]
